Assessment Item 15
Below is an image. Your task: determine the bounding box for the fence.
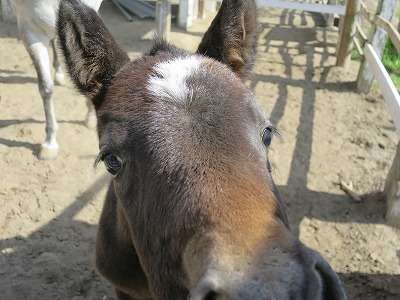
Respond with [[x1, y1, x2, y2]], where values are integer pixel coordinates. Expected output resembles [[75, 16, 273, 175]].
[[348, 1, 400, 128], [178, 0, 347, 30], [345, 0, 400, 228]]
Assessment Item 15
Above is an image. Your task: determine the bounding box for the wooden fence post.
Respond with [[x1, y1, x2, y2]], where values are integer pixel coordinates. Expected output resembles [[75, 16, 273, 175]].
[[336, 0, 360, 68], [156, 0, 171, 41], [384, 141, 400, 228], [178, 0, 194, 30], [324, 0, 339, 27], [356, 0, 398, 93]]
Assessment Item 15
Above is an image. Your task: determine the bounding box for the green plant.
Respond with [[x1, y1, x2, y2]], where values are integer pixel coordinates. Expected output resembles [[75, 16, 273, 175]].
[[382, 39, 400, 75], [351, 48, 362, 61], [382, 39, 400, 91]]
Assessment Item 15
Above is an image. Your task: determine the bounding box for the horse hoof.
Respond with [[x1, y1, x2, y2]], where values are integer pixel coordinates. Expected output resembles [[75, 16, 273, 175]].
[[85, 114, 97, 130], [38, 146, 58, 160]]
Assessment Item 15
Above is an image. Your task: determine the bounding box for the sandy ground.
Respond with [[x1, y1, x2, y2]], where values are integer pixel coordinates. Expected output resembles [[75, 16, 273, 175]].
[[0, 1, 399, 299]]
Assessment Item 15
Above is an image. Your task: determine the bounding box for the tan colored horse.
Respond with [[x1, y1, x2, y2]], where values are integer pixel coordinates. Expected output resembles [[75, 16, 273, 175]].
[[57, 0, 347, 299]]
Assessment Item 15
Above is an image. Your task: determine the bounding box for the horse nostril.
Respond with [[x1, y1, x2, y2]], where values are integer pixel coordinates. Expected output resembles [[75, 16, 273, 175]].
[[191, 279, 225, 300], [302, 249, 347, 300], [203, 290, 220, 300]]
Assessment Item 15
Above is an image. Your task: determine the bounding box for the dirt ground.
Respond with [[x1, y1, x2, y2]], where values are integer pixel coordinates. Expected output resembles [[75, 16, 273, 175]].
[[0, 1, 399, 299]]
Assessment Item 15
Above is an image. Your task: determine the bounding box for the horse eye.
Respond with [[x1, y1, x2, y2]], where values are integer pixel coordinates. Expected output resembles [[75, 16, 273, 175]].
[[262, 127, 273, 146], [103, 154, 122, 176]]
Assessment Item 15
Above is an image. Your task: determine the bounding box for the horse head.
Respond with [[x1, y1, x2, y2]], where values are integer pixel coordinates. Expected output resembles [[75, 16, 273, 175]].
[[57, 0, 346, 299]]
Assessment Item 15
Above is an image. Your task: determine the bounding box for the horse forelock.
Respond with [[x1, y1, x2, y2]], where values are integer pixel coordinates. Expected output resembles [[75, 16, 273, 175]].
[[147, 55, 201, 105]]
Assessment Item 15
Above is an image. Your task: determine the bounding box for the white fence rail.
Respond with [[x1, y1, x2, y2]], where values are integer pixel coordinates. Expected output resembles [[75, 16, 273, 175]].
[[179, 0, 347, 30], [256, 0, 346, 15], [364, 43, 400, 133]]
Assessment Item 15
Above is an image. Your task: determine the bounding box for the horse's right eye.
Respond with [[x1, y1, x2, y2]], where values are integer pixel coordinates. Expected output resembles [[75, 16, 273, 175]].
[[103, 154, 122, 177]]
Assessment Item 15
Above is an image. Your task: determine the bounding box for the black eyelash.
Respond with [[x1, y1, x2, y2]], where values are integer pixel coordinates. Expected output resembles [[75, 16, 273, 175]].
[[270, 126, 283, 142], [93, 152, 107, 169]]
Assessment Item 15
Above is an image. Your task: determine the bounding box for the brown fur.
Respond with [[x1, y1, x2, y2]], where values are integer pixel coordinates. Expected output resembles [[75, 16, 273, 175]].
[[57, 0, 347, 299]]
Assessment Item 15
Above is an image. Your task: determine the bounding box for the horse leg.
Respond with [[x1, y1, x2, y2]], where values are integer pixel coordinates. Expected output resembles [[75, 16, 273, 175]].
[[26, 41, 59, 159], [51, 38, 66, 86]]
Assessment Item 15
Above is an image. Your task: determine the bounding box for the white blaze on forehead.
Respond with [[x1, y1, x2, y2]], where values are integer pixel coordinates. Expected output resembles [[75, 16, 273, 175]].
[[148, 56, 202, 102]]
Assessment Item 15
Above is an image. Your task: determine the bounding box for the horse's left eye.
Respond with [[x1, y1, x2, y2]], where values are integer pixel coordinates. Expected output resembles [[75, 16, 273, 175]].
[[103, 154, 122, 176], [262, 127, 273, 146]]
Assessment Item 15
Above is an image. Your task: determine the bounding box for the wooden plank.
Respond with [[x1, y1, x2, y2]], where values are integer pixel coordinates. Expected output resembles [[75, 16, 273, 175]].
[[178, 0, 194, 30], [353, 36, 364, 55], [198, 0, 206, 19], [384, 141, 400, 229], [364, 43, 400, 133], [355, 23, 368, 43], [356, 0, 398, 93], [155, 0, 171, 40], [360, 1, 372, 21], [336, 0, 360, 68], [374, 15, 400, 54], [255, 0, 346, 15]]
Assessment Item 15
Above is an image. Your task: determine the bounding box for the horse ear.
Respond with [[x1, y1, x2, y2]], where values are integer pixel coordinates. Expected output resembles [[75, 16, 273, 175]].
[[196, 0, 259, 79], [57, 0, 130, 108]]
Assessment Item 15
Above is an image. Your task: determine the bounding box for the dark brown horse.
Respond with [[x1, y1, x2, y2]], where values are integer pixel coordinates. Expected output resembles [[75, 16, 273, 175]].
[[57, 0, 347, 299]]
